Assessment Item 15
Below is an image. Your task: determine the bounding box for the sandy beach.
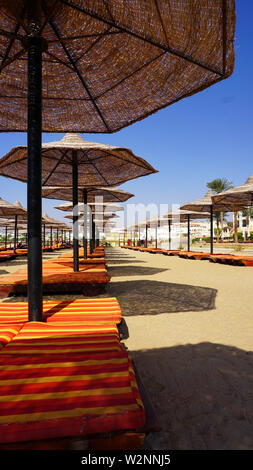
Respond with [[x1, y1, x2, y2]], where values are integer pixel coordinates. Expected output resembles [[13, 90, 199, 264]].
[[105, 247, 253, 450], [1, 246, 253, 450]]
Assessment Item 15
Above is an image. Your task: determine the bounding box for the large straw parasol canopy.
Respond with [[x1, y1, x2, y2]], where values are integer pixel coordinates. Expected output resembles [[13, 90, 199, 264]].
[[181, 190, 217, 212], [0, 133, 157, 186], [0, 197, 27, 217], [42, 186, 134, 203], [55, 201, 124, 213], [0, 1, 235, 133], [161, 209, 210, 222], [212, 175, 253, 208], [42, 213, 69, 229]]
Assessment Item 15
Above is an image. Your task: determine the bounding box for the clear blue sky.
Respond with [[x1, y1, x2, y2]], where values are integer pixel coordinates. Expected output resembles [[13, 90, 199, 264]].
[[0, 1, 252, 225]]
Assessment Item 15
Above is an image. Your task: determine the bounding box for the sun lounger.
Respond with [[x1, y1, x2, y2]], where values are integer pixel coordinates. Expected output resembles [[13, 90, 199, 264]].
[[0, 261, 110, 298], [161, 250, 180, 256], [0, 298, 122, 325], [0, 324, 23, 349], [0, 321, 146, 449], [178, 251, 211, 260]]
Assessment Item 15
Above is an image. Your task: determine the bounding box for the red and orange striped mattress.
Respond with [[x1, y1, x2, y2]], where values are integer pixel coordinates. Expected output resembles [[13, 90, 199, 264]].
[[0, 322, 145, 443], [0, 298, 122, 325], [0, 321, 122, 355], [0, 324, 23, 349]]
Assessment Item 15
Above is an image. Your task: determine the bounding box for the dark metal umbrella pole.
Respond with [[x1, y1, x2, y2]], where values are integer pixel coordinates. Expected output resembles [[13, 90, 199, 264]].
[[27, 3, 44, 322], [83, 189, 88, 259], [13, 215, 18, 253], [5, 226, 7, 249], [72, 151, 79, 271], [210, 205, 214, 254], [92, 217, 96, 253], [169, 220, 171, 250], [187, 215, 191, 252]]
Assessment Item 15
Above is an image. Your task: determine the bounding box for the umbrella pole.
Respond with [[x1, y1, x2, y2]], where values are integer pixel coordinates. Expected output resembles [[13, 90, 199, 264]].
[[155, 226, 158, 249], [27, 2, 44, 322], [83, 189, 88, 259], [187, 215, 190, 251], [56, 228, 59, 245], [169, 220, 171, 250], [89, 209, 93, 254], [14, 215, 18, 253], [145, 224, 148, 248], [210, 205, 214, 254], [72, 151, 79, 271], [50, 227, 52, 249], [43, 224, 45, 248], [5, 226, 7, 249], [92, 216, 96, 253]]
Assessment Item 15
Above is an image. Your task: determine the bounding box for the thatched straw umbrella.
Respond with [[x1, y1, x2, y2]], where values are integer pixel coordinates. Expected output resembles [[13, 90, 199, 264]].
[[212, 175, 253, 242], [0, 132, 157, 270], [0, 218, 26, 249], [0, 2, 236, 322], [0, 198, 27, 251], [65, 211, 119, 253], [44, 185, 132, 257], [180, 191, 239, 252], [58, 201, 123, 254], [42, 186, 134, 203], [160, 209, 210, 251], [42, 213, 70, 248]]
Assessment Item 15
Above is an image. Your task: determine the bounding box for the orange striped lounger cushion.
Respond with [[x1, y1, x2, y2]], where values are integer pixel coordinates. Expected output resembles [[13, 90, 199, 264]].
[[0, 324, 23, 350], [0, 322, 122, 355], [0, 349, 145, 443], [0, 298, 122, 325]]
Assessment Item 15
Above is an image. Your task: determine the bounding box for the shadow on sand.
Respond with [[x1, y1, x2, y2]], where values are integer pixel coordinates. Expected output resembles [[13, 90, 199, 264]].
[[130, 343, 253, 450], [100, 280, 216, 315], [107, 265, 169, 277]]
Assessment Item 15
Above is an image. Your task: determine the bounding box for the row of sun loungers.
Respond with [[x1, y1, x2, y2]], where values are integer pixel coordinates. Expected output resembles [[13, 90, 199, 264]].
[[122, 246, 253, 267], [0, 246, 110, 298], [0, 243, 71, 262], [0, 296, 156, 449]]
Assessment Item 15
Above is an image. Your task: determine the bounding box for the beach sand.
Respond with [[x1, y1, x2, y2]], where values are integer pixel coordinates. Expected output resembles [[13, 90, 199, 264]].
[[1, 246, 253, 449], [104, 247, 253, 450]]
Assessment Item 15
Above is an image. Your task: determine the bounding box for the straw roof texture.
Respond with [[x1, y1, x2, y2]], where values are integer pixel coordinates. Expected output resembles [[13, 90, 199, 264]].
[[180, 190, 241, 212], [42, 213, 69, 229], [0, 197, 27, 217], [212, 175, 253, 208], [0, 134, 157, 186], [160, 209, 210, 223], [55, 201, 123, 213], [64, 212, 118, 221], [42, 185, 134, 203], [0, 218, 25, 228], [0, 1, 235, 133]]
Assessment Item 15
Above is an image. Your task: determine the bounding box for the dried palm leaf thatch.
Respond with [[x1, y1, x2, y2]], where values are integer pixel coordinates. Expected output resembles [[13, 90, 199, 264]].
[[0, 133, 157, 186], [212, 175, 253, 208], [181, 190, 244, 212], [0, 0, 236, 133], [42, 185, 134, 203]]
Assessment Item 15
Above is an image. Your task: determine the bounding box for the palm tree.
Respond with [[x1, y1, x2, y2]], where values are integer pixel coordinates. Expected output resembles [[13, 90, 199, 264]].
[[207, 178, 233, 241]]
